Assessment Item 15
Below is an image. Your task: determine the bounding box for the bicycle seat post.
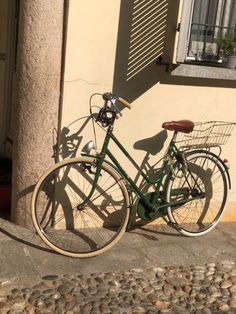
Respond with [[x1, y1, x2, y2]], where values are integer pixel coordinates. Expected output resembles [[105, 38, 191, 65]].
[[172, 131, 178, 143]]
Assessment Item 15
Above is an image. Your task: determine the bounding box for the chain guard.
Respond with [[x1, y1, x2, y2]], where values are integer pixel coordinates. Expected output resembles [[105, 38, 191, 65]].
[[137, 192, 163, 221]]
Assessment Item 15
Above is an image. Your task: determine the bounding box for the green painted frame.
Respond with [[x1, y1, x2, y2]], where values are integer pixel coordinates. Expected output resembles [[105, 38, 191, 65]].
[[80, 125, 186, 223]]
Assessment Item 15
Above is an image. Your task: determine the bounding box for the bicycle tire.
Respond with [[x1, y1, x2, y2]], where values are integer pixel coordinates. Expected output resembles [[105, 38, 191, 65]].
[[31, 157, 130, 257], [166, 150, 228, 236]]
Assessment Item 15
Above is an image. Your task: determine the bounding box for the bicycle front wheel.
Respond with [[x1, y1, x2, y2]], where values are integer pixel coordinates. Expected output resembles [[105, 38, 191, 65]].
[[166, 151, 228, 236], [31, 157, 130, 257]]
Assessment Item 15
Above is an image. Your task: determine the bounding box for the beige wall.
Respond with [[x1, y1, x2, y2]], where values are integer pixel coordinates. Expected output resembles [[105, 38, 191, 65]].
[[62, 0, 236, 221]]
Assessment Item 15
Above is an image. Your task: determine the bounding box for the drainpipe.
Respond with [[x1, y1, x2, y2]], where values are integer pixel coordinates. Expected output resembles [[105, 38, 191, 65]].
[[56, 0, 69, 163]]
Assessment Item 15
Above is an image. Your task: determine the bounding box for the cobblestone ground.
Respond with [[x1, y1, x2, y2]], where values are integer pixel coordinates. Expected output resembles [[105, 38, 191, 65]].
[[0, 260, 236, 314]]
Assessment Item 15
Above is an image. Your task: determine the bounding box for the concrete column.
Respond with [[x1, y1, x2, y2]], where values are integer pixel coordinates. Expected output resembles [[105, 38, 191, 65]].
[[11, 0, 64, 227]]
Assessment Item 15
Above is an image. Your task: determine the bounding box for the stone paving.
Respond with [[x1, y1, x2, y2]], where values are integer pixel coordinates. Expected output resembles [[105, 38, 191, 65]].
[[0, 220, 236, 313], [0, 260, 236, 313]]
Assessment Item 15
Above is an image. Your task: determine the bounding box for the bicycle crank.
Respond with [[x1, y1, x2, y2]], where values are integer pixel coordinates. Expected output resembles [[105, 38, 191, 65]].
[[137, 192, 164, 221]]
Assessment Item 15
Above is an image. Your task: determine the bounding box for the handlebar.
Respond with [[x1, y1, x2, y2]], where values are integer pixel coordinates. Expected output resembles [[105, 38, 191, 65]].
[[102, 92, 132, 109], [95, 92, 132, 127], [117, 97, 132, 109]]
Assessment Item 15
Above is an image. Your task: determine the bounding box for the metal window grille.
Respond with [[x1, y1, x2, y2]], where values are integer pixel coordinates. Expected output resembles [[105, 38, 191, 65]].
[[186, 0, 236, 62]]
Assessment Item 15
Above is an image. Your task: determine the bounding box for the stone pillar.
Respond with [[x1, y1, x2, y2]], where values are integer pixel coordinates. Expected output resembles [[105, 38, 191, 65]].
[[11, 0, 64, 227]]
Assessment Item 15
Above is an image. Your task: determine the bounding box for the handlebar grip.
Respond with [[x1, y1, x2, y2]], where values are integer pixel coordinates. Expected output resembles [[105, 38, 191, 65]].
[[117, 97, 132, 109]]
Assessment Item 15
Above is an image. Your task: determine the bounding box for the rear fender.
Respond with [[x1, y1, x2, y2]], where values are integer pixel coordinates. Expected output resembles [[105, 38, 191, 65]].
[[185, 150, 231, 190]]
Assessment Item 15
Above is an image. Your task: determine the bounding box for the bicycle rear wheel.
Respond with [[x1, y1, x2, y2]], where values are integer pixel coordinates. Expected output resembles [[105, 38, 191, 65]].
[[166, 151, 228, 236], [31, 157, 130, 257]]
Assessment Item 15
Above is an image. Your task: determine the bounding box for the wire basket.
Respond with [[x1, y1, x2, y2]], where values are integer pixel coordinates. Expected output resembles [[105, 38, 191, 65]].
[[176, 121, 236, 149]]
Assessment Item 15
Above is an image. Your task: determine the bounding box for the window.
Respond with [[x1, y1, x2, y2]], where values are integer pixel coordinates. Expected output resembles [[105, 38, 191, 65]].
[[177, 0, 236, 65]]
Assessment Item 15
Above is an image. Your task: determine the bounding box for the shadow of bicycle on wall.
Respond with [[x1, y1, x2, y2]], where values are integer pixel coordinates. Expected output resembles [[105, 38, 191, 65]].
[[52, 126, 171, 232], [54, 116, 92, 160], [15, 113, 216, 252], [30, 125, 177, 251]]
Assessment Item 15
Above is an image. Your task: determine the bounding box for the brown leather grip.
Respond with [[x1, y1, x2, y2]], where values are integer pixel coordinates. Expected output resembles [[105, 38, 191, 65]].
[[117, 97, 132, 109]]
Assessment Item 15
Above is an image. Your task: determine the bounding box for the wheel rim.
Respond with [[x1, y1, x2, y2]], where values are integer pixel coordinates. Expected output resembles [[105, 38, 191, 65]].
[[33, 159, 129, 256], [167, 153, 227, 234]]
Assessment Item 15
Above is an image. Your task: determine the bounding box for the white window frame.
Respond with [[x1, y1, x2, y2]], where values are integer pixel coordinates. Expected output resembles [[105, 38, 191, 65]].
[[176, 0, 195, 63], [176, 0, 236, 64]]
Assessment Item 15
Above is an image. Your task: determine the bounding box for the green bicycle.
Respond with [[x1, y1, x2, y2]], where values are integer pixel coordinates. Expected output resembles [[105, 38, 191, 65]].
[[31, 92, 234, 257]]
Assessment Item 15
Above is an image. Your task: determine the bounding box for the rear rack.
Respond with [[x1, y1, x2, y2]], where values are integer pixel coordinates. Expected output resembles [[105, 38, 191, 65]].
[[176, 121, 236, 149]]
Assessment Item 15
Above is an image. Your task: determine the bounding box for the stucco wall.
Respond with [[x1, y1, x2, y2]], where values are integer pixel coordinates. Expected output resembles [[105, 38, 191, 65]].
[[61, 0, 236, 222]]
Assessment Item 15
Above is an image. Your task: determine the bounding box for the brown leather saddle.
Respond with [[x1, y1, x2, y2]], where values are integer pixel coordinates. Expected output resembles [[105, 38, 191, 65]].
[[162, 120, 194, 133]]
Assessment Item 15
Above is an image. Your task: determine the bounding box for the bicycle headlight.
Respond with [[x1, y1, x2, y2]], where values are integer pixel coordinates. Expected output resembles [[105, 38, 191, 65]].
[[82, 140, 95, 154]]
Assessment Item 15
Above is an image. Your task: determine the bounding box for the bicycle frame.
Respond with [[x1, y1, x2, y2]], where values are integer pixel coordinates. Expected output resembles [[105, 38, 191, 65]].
[[81, 125, 189, 217]]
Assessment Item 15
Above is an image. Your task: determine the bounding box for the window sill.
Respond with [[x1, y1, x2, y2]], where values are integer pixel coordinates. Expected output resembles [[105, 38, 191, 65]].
[[171, 64, 236, 81]]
